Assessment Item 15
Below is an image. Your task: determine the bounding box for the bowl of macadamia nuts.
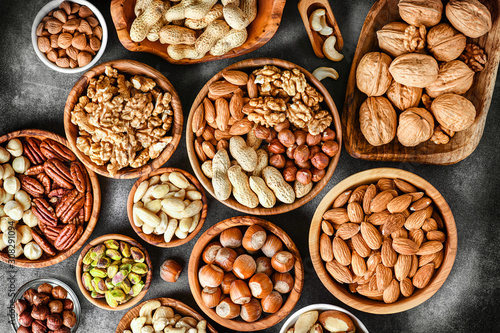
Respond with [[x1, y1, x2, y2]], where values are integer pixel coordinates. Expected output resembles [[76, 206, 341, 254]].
[[187, 58, 342, 215], [32, 0, 107, 73], [12, 278, 81, 333]]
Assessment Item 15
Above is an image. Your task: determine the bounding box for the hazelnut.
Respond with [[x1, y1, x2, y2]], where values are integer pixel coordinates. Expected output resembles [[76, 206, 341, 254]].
[[308, 145, 321, 159], [240, 297, 262, 322], [31, 304, 49, 321], [198, 264, 224, 288], [273, 119, 290, 132], [294, 130, 307, 146], [261, 290, 283, 314], [255, 256, 274, 276], [62, 299, 73, 311], [284, 160, 295, 168], [33, 293, 50, 306], [201, 286, 222, 308], [62, 310, 77, 328], [23, 289, 37, 305], [49, 300, 63, 314], [55, 327, 71, 333], [254, 125, 271, 140], [269, 154, 286, 169], [160, 259, 182, 282], [271, 272, 294, 293], [311, 168, 326, 182], [220, 227, 243, 248], [221, 272, 237, 294], [293, 145, 310, 163], [283, 166, 298, 182], [202, 241, 222, 264], [232, 254, 256, 279], [296, 169, 312, 185], [229, 280, 252, 305], [322, 141, 339, 157], [14, 299, 30, 315], [286, 145, 297, 160], [18, 311, 33, 327], [51, 286, 67, 300], [37, 283, 53, 295], [277, 129, 295, 148], [265, 129, 278, 143], [268, 139, 285, 154], [47, 314, 63, 330], [311, 152, 330, 170], [294, 159, 312, 170], [322, 128, 336, 141], [32, 320, 47, 333], [17, 326, 31, 333], [271, 251, 295, 273], [306, 133, 322, 146]]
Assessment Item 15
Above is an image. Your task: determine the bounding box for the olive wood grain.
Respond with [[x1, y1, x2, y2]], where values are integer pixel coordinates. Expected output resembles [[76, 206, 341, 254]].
[[297, 0, 344, 57], [63, 60, 183, 179], [127, 167, 208, 248], [115, 297, 218, 333], [343, 0, 500, 164], [75, 233, 153, 311], [0, 129, 101, 268], [110, 0, 286, 65], [186, 57, 342, 215], [188, 216, 304, 331], [309, 168, 458, 314]]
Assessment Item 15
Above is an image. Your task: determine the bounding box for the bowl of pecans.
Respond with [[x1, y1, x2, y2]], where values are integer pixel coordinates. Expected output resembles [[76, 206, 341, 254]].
[[309, 168, 457, 314]]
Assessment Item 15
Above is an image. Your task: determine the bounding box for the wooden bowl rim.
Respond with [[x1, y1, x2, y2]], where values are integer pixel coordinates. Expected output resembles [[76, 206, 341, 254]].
[[188, 215, 304, 331], [0, 129, 101, 268], [115, 297, 218, 333], [126, 167, 208, 248], [109, 0, 287, 65], [63, 59, 183, 179], [75, 233, 153, 311], [309, 167, 458, 314], [186, 57, 342, 215]]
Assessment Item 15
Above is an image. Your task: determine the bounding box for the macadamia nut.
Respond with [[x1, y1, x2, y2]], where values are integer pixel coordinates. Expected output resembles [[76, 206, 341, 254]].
[[0, 147, 10, 164], [24, 241, 43, 260], [4, 200, 23, 220], [15, 190, 31, 211], [2, 164, 14, 180], [23, 209, 38, 228], [3, 228, 20, 246], [3, 176, 20, 195], [6, 139, 23, 157], [17, 225, 33, 244], [12, 156, 30, 174]]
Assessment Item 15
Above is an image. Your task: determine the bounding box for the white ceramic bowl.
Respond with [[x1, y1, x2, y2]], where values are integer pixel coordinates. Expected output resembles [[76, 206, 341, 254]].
[[31, 0, 108, 73], [279, 303, 369, 333]]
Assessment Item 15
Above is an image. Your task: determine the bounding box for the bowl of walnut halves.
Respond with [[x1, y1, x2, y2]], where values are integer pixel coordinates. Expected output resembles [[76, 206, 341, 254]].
[[64, 60, 183, 179]]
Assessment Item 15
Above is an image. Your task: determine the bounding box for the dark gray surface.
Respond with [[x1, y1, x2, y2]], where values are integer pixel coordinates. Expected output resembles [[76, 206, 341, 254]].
[[1, 0, 500, 332]]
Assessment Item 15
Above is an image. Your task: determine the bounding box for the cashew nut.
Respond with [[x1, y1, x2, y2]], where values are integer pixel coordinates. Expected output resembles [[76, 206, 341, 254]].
[[130, 316, 147, 333], [139, 300, 162, 325], [309, 8, 333, 36], [323, 35, 344, 62], [312, 67, 339, 81]]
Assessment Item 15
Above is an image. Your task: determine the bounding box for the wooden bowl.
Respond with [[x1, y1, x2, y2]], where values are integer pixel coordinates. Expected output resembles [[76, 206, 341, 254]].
[[343, 0, 500, 164], [115, 297, 218, 333], [75, 233, 153, 311], [186, 57, 342, 215], [188, 216, 304, 331], [127, 167, 208, 248], [0, 129, 101, 268], [63, 59, 183, 179], [110, 0, 286, 65], [309, 168, 458, 314]]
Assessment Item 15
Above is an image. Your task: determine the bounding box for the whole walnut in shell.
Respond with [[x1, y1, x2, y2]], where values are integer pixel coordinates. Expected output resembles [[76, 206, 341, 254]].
[[359, 96, 397, 146], [425, 60, 474, 98], [431, 93, 476, 131], [397, 107, 434, 146], [389, 53, 439, 88], [398, 0, 443, 27], [387, 81, 423, 111], [427, 23, 466, 62], [356, 52, 393, 96], [446, 0, 492, 38], [377, 22, 426, 57]]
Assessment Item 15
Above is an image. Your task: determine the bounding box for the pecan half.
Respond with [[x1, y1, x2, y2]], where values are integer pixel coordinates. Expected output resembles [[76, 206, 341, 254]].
[[36, 172, 51, 194], [70, 162, 87, 193], [44, 159, 74, 189], [25, 137, 46, 164], [25, 165, 45, 176], [20, 175, 45, 197], [60, 194, 85, 224], [78, 207, 84, 222], [39, 221, 63, 242], [84, 191, 92, 222], [31, 228, 56, 256], [48, 188, 70, 198], [54, 224, 77, 251], [40, 139, 76, 162], [32, 198, 58, 227]]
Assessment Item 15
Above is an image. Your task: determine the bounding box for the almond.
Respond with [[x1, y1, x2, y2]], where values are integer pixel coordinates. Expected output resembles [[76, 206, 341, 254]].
[[394, 178, 417, 193], [333, 190, 352, 208], [320, 233, 333, 262], [408, 254, 419, 278], [209, 80, 239, 97], [56, 57, 70, 68], [404, 210, 428, 231], [45, 18, 63, 34], [409, 229, 424, 248], [214, 129, 231, 141], [400, 277, 414, 297], [203, 98, 216, 125], [78, 5, 93, 18], [332, 237, 351, 266], [323, 208, 349, 225], [433, 250, 444, 269], [383, 279, 400, 303], [366, 251, 381, 272], [53, 9, 67, 23], [368, 275, 378, 290], [201, 141, 216, 160], [418, 252, 438, 267], [229, 90, 244, 120], [37, 37, 51, 53], [36, 22, 45, 37], [376, 264, 392, 291], [63, 18, 79, 31], [77, 51, 92, 67], [89, 36, 101, 51], [70, 2, 80, 14], [247, 74, 258, 98], [66, 46, 79, 60], [391, 227, 408, 239], [321, 220, 334, 236], [412, 263, 434, 289], [360, 222, 382, 250], [57, 33, 73, 49], [335, 223, 360, 240], [326, 260, 353, 284], [202, 126, 216, 143], [351, 233, 371, 258], [370, 190, 394, 213], [381, 238, 397, 267], [194, 139, 207, 162], [349, 185, 369, 203], [362, 184, 377, 214], [394, 254, 412, 281], [222, 70, 249, 86], [87, 16, 99, 28], [93, 26, 103, 40], [78, 19, 93, 35], [351, 251, 367, 277], [432, 210, 444, 228], [381, 213, 405, 236], [407, 191, 425, 202], [416, 241, 443, 256], [72, 33, 87, 50], [356, 283, 383, 301], [83, 44, 96, 56], [377, 178, 396, 191], [387, 194, 412, 213], [367, 210, 391, 226], [50, 34, 59, 48], [215, 97, 230, 131], [229, 118, 253, 136], [410, 197, 432, 211], [426, 230, 446, 243], [422, 218, 438, 232], [46, 49, 58, 63], [346, 202, 364, 223], [192, 103, 206, 137], [392, 238, 419, 255], [69, 58, 78, 68]]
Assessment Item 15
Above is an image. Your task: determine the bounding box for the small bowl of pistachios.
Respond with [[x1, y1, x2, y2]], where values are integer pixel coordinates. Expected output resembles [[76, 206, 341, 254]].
[[75, 233, 153, 311]]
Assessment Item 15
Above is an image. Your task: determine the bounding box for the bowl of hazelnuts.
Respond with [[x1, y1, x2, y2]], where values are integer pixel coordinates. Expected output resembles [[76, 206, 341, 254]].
[[12, 278, 80, 333]]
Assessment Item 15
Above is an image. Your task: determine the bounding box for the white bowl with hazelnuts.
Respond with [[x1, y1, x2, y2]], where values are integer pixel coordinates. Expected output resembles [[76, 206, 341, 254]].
[[31, 0, 107, 73]]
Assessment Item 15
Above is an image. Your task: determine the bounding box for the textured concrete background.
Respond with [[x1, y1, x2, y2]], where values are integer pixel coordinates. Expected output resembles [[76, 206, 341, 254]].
[[1, 0, 500, 332]]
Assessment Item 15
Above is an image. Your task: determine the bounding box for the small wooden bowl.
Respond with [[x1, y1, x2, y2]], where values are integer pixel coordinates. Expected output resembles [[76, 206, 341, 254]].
[[343, 0, 500, 164], [309, 168, 458, 314], [115, 297, 218, 333], [186, 57, 342, 215], [110, 0, 286, 65], [188, 216, 304, 331], [127, 167, 208, 248], [75, 233, 153, 311], [0, 129, 101, 268], [63, 59, 183, 179]]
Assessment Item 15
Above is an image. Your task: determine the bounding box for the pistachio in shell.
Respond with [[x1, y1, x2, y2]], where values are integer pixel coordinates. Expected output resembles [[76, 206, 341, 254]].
[[89, 267, 107, 278], [81, 272, 94, 292], [106, 249, 122, 261], [431, 93, 476, 132], [120, 241, 131, 257], [359, 96, 397, 146], [128, 272, 142, 284], [130, 246, 145, 263], [356, 52, 393, 97], [397, 107, 435, 147], [104, 239, 119, 250]]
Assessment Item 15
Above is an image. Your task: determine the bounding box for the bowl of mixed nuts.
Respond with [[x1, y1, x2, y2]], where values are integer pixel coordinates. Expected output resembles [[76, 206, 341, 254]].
[[186, 57, 342, 215], [31, 0, 108, 73], [309, 168, 457, 314]]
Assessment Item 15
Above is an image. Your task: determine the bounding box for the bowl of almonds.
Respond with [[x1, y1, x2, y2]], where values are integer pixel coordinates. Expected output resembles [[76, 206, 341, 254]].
[[32, 0, 107, 73], [309, 168, 457, 314]]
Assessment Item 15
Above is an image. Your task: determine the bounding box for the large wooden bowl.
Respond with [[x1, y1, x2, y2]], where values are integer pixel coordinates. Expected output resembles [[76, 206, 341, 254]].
[[110, 0, 286, 65], [309, 168, 458, 314], [186, 58, 342, 215], [127, 167, 208, 248], [343, 0, 500, 164], [63, 60, 183, 179], [115, 297, 218, 333], [75, 233, 153, 311], [188, 216, 304, 331], [0, 129, 101, 268]]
